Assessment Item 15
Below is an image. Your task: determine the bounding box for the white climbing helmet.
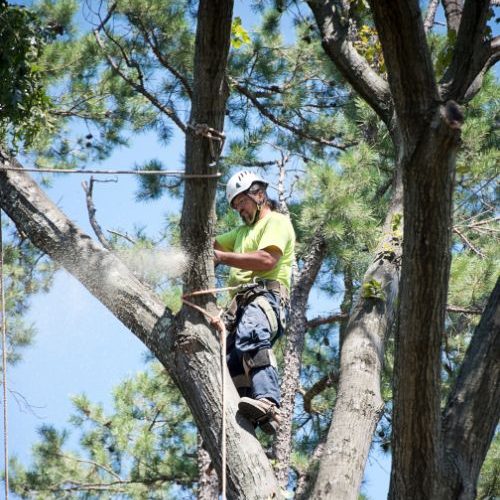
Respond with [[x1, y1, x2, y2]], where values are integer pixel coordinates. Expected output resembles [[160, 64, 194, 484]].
[[226, 170, 268, 206]]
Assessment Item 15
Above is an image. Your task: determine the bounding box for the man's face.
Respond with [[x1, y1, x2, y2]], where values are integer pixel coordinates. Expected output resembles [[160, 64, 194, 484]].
[[232, 193, 257, 225]]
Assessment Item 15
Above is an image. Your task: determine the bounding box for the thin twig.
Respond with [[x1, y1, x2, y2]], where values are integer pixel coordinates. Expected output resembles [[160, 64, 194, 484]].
[[82, 177, 113, 250], [93, 28, 187, 133], [107, 230, 137, 244], [232, 79, 351, 150], [453, 227, 486, 258]]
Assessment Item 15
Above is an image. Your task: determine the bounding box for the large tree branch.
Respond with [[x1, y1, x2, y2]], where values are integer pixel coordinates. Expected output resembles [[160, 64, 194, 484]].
[[442, 0, 464, 33], [306, 0, 392, 126], [311, 167, 403, 499], [367, 0, 438, 142], [440, 278, 500, 499], [273, 230, 329, 486], [440, 0, 492, 103], [0, 153, 169, 353], [0, 153, 280, 499]]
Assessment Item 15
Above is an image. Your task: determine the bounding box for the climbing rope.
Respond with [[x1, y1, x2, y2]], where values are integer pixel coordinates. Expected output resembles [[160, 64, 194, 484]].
[[181, 280, 262, 498], [182, 288, 228, 500], [0, 210, 9, 499]]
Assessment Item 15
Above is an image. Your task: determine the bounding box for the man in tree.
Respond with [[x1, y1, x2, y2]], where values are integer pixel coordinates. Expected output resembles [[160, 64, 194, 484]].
[[214, 170, 295, 435]]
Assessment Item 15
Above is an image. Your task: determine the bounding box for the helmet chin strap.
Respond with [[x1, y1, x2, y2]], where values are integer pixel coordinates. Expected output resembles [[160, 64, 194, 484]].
[[246, 192, 263, 225]]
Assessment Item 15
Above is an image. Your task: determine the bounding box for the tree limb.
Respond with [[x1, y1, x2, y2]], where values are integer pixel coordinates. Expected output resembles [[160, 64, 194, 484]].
[[82, 177, 113, 250], [452, 227, 486, 258], [440, 277, 500, 498], [446, 305, 483, 315], [306, 312, 349, 329], [232, 80, 351, 150], [440, 0, 492, 103], [93, 29, 187, 133], [367, 0, 438, 141], [132, 16, 193, 99], [442, 0, 464, 33], [303, 368, 340, 414], [306, 0, 392, 126], [424, 0, 440, 33]]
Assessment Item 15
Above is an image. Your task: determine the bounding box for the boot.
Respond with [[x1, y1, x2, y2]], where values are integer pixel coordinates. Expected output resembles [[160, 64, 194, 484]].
[[238, 397, 281, 435]]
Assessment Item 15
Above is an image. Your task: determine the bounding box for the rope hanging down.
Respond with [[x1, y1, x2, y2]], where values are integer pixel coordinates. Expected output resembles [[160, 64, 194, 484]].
[[182, 288, 228, 500], [181, 282, 261, 499], [0, 210, 9, 500]]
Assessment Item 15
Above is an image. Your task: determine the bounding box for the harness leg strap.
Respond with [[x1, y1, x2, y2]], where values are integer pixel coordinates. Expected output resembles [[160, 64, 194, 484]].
[[242, 348, 277, 376]]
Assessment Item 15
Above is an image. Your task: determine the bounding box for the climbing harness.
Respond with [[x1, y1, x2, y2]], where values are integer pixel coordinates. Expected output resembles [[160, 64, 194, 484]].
[[0, 210, 9, 500], [181, 279, 288, 498]]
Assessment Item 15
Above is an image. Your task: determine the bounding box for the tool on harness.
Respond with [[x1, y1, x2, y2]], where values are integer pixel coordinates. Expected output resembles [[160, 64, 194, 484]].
[[242, 348, 278, 376], [222, 279, 289, 345]]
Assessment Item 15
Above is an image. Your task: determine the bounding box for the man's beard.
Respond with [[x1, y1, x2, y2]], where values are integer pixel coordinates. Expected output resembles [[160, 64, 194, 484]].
[[240, 209, 257, 225]]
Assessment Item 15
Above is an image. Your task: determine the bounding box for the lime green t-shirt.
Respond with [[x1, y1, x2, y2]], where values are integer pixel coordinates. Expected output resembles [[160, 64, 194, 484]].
[[216, 211, 295, 291]]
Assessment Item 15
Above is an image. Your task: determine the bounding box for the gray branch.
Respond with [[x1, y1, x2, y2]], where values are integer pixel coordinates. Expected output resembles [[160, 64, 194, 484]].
[[423, 0, 440, 33], [306, 0, 393, 126], [82, 177, 113, 250]]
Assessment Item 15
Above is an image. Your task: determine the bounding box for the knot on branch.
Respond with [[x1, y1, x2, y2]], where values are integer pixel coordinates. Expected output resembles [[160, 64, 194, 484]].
[[442, 100, 464, 130], [187, 122, 226, 167]]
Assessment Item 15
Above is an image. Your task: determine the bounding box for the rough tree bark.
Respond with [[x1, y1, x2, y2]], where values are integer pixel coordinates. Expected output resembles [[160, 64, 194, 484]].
[[440, 278, 500, 499], [0, 1, 282, 498], [310, 172, 403, 500], [364, 1, 500, 498], [273, 230, 328, 486], [307, 1, 499, 498]]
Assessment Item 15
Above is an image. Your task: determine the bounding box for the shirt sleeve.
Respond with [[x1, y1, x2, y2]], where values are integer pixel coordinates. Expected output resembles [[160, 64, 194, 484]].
[[258, 215, 291, 255], [215, 228, 238, 251]]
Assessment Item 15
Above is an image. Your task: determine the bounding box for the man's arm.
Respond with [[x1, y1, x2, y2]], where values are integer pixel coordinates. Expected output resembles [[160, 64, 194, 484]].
[[214, 245, 282, 272]]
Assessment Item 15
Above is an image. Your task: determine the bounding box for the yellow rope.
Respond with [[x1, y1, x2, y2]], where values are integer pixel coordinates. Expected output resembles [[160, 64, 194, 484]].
[[0, 210, 9, 499]]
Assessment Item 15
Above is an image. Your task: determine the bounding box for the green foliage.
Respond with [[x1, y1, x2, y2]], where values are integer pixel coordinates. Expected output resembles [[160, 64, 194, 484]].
[[1, 218, 55, 366], [9, 362, 198, 498], [0, 1, 53, 148], [231, 16, 251, 49], [477, 432, 500, 499], [361, 278, 385, 301]]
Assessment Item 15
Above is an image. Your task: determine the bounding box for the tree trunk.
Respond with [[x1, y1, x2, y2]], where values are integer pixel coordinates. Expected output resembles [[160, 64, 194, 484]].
[[310, 168, 403, 499], [389, 110, 460, 500], [273, 231, 328, 486], [197, 435, 219, 499], [439, 278, 500, 499], [0, 1, 283, 495]]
